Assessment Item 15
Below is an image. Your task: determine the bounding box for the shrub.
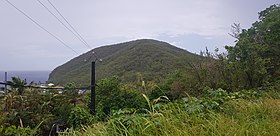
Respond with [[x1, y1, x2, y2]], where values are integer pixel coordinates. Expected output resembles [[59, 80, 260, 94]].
[[67, 107, 94, 129], [0, 125, 38, 136], [95, 77, 146, 120]]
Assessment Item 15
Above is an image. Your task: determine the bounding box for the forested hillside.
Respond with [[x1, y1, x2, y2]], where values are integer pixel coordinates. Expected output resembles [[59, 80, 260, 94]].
[[0, 4, 279, 136], [48, 39, 202, 85]]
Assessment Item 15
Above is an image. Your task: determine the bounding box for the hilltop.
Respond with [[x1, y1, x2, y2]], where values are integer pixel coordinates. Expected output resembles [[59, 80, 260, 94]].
[[48, 39, 202, 85]]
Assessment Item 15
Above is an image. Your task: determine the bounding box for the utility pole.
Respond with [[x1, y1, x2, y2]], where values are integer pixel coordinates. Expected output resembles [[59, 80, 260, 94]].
[[5, 72, 7, 94], [90, 61, 96, 114]]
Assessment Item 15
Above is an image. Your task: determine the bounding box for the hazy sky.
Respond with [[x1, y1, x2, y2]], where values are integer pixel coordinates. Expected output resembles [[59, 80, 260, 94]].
[[0, 0, 278, 71]]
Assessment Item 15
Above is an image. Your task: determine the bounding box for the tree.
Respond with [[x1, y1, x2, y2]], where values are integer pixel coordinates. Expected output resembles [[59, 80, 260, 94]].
[[229, 23, 242, 40], [64, 82, 81, 106], [6, 77, 27, 95], [95, 77, 146, 120], [225, 4, 280, 89], [255, 4, 280, 81]]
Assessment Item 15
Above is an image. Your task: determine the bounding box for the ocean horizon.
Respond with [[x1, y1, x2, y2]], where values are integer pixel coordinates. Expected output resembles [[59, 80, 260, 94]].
[[0, 71, 50, 84]]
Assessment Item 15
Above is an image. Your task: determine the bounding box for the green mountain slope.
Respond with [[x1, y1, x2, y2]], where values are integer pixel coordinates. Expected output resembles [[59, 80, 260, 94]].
[[48, 39, 202, 85]]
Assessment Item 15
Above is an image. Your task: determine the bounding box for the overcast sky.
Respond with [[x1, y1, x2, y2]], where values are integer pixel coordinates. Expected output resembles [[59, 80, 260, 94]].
[[0, 0, 278, 71]]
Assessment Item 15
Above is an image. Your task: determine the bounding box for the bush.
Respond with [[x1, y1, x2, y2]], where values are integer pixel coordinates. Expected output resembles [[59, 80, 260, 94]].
[[52, 104, 74, 124], [67, 107, 94, 129], [95, 77, 146, 120], [0, 125, 38, 136]]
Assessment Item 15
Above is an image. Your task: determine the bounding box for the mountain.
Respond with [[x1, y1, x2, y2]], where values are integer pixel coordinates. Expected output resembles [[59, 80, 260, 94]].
[[48, 39, 202, 86]]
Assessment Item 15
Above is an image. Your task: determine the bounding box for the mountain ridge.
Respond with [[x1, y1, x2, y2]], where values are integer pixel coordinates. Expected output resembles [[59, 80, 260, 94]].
[[48, 39, 202, 85]]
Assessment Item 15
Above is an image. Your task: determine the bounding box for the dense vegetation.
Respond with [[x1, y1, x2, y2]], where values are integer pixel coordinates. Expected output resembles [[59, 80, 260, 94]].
[[48, 39, 202, 85], [0, 4, 279, 136], [61, 89, 280, 136]]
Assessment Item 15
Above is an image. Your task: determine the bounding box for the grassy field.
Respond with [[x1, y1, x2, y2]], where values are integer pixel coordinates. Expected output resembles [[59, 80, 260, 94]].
[[60, 90, 280, 136]]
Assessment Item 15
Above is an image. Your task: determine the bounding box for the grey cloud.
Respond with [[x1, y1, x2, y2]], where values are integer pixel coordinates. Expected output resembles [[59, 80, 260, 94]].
[[0, 0, 278, 70]]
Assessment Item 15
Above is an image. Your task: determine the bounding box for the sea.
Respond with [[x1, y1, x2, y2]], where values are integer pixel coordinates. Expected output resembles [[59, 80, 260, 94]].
[[0, 71, 50, 85]]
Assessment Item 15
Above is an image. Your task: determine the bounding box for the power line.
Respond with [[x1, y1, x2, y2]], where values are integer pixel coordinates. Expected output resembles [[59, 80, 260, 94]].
[[46, 0, 103, 61], [47, 0, 92, 49], [4, 0, 79, 55], [84, 51, 102, 63], [36, 0, 89, 49]]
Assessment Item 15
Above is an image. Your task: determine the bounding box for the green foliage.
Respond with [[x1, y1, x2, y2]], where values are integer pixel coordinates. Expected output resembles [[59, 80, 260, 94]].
[[0, 125, 37, 136], [95, 77, 146, 120], [0, 78, 88, 135], [2, 4, 280, 136], [225, 4, 280, 90], [6, 77, 27, 95], [64, 89, 280, 136], [64, 82, 82, 106], [149, 70, 201, 100], [1, 91, 54, 129], [49, 39, 202, 85], [64, 82, 78, 92], [67, 107, 94, 129], [52, 104, 74, 125]]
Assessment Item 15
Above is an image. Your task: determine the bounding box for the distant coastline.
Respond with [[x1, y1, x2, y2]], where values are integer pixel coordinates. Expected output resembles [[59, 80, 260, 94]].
[[0, 71, 50, 84]]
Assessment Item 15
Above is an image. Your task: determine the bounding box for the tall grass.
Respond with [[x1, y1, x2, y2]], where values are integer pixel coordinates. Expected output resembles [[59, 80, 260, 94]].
[[61, 92, 280, 136]]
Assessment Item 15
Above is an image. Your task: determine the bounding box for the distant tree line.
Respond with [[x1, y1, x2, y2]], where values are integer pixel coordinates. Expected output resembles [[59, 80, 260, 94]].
[[150, 4, 280, 99]]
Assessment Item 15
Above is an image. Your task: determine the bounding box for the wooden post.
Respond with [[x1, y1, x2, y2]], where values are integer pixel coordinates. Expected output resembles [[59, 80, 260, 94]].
[[5, 72, 7, 94], [90, 61, 96, 114]]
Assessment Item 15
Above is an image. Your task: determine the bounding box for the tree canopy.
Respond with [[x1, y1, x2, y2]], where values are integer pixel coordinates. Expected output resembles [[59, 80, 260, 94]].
[[225, 4, 280, 89]]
